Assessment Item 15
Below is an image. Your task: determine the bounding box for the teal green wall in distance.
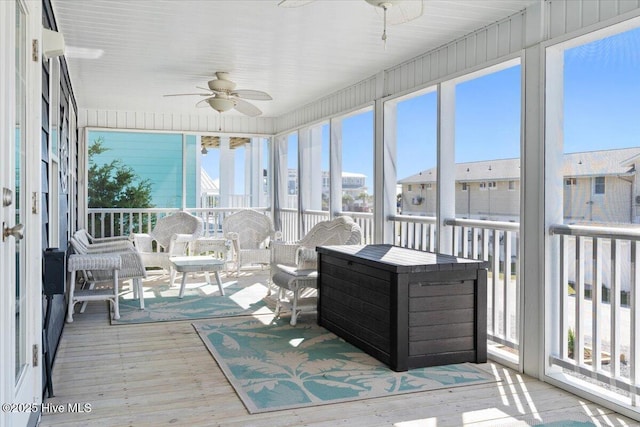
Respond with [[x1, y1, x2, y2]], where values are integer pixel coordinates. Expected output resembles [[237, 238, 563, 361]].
[[88, 130, 197, 208], [186, 135, 197, 207]]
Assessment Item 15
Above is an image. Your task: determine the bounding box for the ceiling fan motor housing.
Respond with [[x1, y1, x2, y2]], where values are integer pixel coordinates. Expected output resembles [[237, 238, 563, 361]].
[[208, 78, 236, 93]]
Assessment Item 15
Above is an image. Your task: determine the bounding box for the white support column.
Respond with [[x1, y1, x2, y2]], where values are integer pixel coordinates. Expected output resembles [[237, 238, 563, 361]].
[[437, 81, 456, 255], [195, 135, 202, 208], [258, 138, 267, 207], [273, 135, 288, 229], [181, 134, 187, 210], [330, 118, 343, 218], [219, 136, 234, 208], [541, 44, 565, 378], [299, 126, 323, 213], [309, 126, 323, 211], [77, 128, 88, 229], [245, 137, 262, 207], [373, 75, 385, 244], [298, 127, 313, 217], [382, 99, 398, 244]]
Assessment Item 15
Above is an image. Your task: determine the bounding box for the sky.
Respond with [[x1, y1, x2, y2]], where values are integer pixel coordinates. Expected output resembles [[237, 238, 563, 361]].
[[202, 25, 640, 192]]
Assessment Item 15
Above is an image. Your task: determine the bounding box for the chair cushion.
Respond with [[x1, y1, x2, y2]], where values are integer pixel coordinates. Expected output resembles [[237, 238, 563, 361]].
[[272, 265, 318, 291], [275, 264, 318, 278]]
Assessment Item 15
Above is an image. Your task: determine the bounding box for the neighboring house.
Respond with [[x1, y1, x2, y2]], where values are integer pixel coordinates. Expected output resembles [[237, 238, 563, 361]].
[[200, 169, 219, 208], [287, 169, 370, 211], [398, 147, 640, 224]]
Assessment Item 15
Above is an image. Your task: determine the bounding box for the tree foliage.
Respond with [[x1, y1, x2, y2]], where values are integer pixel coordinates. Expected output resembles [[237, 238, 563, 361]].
[[88, 137, 154, 209]]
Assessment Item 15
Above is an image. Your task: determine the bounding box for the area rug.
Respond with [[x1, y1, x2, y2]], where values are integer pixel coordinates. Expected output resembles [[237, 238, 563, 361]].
[[193, 315, 496, 414], [111, 274, 273, 324]]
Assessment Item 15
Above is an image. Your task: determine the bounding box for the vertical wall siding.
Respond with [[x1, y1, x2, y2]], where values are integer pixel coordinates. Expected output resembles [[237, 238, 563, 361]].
[[276, 75, 378, 133], [384, 11, 528, 98], [549, 0, 640, 38], [78, 109, 276, 135]]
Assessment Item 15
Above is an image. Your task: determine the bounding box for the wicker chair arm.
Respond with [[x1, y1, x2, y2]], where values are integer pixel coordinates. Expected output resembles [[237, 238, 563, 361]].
[[68, 254, 121, 272], [172, 233, 198, 243], [295, 246, 318, 270], [90, 235, 131, 243], [130, 233, 154, 252], [271, 241, 299, 266]]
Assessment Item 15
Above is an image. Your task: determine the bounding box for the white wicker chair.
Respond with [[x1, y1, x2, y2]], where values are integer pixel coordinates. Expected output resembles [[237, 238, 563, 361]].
[[130, 212, 204, 285], [68, 234, 147, 319], [222, 209, 281, 277], [271, 216, 362, 325]]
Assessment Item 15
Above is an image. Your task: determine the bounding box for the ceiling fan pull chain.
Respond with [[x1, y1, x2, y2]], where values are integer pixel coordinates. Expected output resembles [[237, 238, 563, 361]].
[[382, 5, 388, 48]]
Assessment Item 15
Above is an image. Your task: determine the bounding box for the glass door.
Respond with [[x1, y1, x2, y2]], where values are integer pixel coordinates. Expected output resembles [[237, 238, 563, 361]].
[[1, 1, 39, 426]]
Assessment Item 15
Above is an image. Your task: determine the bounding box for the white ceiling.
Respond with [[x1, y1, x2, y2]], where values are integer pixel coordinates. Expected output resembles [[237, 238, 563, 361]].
[[51, 0, 538, 118]]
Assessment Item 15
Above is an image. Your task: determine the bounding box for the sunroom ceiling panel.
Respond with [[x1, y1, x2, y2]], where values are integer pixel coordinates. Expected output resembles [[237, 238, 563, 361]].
[[51, 0, 538, 119]]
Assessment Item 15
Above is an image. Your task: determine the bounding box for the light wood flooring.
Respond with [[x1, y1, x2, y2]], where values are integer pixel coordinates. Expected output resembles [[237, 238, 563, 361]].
[[39, 271, 639, 427]]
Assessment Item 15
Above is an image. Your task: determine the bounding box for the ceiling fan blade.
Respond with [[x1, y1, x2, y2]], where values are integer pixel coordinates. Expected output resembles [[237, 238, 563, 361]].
[[277, 0, 314, 7], [195, 97, 214, 108], [231, 89, 273, 101], [164, 92, 210, 97], [233, 98, 262, 117]]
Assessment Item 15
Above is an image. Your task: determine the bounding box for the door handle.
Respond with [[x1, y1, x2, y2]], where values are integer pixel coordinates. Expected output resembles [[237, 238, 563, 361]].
[[2, 223, 24, 242]]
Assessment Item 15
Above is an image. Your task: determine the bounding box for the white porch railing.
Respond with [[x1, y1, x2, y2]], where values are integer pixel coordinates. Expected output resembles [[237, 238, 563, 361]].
[[389, 214, 437, 251], [87, 207, 270, 239], [281, 209, 375, 243], [390, 215, 521, 355], [550, 224, 640, 400], [445, 218, 520, 354]]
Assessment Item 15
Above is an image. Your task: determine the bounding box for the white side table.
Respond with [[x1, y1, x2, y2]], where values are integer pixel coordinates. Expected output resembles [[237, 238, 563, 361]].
[[170, 256, 226, 298], [192, 237, 231, 273], [67, 254, 121, 322]]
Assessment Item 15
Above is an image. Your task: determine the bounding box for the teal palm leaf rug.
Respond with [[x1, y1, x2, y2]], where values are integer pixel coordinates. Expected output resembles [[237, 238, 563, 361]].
[[193, 315, 497, 414], [111, 271, 273, 324]]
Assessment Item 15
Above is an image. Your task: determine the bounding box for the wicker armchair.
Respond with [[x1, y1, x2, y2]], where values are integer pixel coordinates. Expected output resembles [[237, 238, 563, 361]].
[[130, 212, 204, 285], [271, 216, 362, 325], [222, 209, 281, 277]]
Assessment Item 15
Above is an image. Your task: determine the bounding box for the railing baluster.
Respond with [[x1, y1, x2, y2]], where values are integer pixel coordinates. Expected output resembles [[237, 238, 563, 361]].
[[560, 235, 568, 359], [504, 230, 513, 343], [611, 239, 621, 378], [592, 237, 601, 372], [492, 229, 500, 337], [472, 228, 479, 259], [429, 224, 435, 252], [576, 235, 585, 366]]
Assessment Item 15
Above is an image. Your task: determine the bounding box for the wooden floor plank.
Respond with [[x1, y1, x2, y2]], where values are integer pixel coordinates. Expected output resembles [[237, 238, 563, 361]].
[[40, 271, 639, 427]]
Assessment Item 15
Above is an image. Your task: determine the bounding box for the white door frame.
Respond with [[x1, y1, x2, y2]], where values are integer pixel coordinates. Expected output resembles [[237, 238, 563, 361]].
[[0, 1, 43, 426]]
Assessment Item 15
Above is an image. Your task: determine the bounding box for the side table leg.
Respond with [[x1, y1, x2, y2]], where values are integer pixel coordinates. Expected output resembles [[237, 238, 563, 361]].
[[179, 271, 188, 298], [215, 271, 225, 296]]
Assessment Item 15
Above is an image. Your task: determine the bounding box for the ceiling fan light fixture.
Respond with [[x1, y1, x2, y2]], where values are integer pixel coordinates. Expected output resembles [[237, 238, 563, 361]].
[[208, 78, 236, 93], [206, 97, 235, 113]]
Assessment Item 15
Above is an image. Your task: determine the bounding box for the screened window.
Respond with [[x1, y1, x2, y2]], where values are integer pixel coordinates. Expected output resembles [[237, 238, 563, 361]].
[[594, 176, 605, 194]]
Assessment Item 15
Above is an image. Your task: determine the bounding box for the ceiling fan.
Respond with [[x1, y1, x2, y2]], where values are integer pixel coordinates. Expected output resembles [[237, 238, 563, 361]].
[[278, 0, 424, 45], [164, 72, 272, 117]]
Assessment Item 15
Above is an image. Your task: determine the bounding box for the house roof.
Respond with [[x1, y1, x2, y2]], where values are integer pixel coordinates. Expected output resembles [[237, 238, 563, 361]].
[[201, 169, 219, 195], [398, 147, 640, 184]]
